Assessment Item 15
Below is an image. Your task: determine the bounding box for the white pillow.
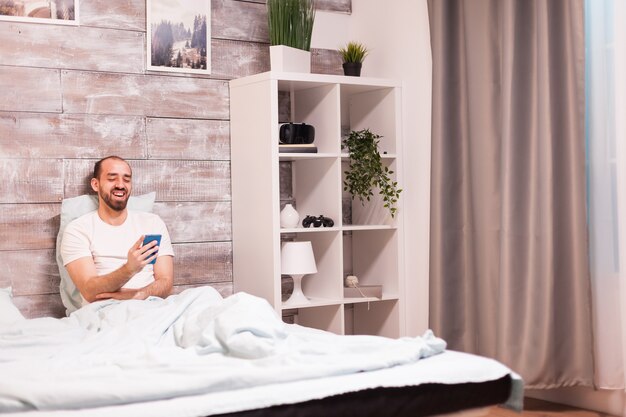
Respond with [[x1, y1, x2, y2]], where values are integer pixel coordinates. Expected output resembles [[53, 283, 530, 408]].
[[0, 287, 25, 326], [56, 192, 156, 315]]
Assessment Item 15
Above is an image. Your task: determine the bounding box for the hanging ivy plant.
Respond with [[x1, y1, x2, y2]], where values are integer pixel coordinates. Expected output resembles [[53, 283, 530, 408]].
[[342, 129, 402, 218]]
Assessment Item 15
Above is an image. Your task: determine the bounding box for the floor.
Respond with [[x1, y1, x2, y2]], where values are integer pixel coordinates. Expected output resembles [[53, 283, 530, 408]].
[[486, 398, 619, 417]]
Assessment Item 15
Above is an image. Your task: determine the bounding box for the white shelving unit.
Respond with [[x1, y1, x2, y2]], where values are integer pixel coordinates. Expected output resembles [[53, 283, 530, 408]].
[[230, 71, 405, 338]]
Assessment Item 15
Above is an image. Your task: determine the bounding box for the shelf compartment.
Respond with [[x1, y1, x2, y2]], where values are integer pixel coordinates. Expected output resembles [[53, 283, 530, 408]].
[[281, 230, 342, 302], [348, 299, 400, 338], [343, 229, 399, 297], [342, 159, 400, 226], [282, 83, 340, 154], [296, 304, 343, 334], [341, 86, 399, 155], [292, 157, 342, 225]]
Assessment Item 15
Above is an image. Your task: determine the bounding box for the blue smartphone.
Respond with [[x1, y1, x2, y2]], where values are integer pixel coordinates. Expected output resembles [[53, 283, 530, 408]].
[[142, 234, 162, 265]]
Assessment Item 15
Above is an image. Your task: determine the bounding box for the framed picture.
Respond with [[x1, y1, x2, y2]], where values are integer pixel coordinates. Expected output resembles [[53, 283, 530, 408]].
[[146, 0, 211, 75], [0, 0, 78, 25]]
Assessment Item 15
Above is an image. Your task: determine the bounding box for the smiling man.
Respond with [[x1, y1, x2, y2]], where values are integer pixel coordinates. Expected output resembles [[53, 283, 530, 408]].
[[61, 156, 174, 306]]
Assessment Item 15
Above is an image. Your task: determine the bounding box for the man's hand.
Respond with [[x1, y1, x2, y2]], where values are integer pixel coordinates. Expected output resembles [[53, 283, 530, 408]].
[[125, 235, 159, 275]]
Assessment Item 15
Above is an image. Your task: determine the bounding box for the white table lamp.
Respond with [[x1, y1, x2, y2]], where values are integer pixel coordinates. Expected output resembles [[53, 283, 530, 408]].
[[281, 241, 317, 306]]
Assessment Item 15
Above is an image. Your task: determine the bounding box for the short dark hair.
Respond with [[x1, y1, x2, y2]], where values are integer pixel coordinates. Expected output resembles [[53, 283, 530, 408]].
[[93, 156, 130, 180]]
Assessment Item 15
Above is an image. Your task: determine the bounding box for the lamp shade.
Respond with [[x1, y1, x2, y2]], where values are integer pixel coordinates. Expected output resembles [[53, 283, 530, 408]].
[[281, 241, 317, 275]]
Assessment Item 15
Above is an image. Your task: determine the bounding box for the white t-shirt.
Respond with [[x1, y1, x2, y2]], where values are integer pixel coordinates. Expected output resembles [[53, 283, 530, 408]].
[[61, 210, 174, 305]]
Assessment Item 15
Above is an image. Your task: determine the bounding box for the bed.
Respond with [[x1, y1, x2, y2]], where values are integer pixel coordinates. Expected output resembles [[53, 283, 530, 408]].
[[0, 285, 522, 417], [0, 193, 522, 416]]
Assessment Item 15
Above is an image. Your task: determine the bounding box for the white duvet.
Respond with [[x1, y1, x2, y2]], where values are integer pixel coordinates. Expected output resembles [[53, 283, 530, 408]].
[[0, 287, 451, 414]]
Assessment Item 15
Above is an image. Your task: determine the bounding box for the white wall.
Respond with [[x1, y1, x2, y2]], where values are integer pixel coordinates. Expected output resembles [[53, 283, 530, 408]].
[[311, 10, 351, 50]]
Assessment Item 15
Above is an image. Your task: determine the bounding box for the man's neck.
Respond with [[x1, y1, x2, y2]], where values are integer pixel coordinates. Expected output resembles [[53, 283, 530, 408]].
[[97, 204, 128, 226]]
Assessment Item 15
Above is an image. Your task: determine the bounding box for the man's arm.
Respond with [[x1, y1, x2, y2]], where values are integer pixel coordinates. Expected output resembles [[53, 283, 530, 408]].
[[94, 255, 174, 301], [146, 254, 174, 297], [65, 236, 159, 303]]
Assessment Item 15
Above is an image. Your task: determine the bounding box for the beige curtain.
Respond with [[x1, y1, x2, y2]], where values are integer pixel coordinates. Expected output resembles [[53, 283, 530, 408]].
[[428, 0, 594, 388]]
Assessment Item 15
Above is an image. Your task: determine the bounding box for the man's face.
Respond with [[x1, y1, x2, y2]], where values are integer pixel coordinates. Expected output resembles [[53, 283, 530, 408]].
[[91, 159, 132, 212]]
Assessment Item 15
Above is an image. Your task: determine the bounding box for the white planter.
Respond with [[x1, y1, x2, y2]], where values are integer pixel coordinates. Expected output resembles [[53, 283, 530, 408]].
[[270, 45, 311, 73]]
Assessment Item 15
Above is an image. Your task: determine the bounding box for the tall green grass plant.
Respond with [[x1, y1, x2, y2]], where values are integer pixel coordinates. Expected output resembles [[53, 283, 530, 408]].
[[267, 0, 316, 51]]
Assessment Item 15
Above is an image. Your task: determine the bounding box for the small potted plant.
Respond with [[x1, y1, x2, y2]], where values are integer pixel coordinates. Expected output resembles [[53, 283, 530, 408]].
[[343, 129, 402, 218], [338, 42, 369, 77], [267, 0, 316, 73]]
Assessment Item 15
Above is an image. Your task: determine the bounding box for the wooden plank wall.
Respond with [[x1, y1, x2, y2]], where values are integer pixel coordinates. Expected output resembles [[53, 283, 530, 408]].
[[0, 0, 349, 318]]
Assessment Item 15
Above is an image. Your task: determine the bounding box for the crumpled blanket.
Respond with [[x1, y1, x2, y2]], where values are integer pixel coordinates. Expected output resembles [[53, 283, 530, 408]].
[[0, 286, 445, 413]]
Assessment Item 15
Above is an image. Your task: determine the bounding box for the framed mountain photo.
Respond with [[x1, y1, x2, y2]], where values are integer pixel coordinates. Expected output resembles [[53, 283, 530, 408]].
[[147, 0, 211, 75]]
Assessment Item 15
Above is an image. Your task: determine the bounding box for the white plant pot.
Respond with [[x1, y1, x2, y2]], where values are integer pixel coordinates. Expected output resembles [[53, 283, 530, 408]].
[[270, 45, 311, 73]]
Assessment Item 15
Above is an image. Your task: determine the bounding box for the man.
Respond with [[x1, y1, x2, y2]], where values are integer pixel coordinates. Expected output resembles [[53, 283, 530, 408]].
[[61, 156, 174, 305]]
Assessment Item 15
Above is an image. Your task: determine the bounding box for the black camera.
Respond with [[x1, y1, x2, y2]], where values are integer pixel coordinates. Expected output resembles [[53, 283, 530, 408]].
[[279, 123, 315, 144]]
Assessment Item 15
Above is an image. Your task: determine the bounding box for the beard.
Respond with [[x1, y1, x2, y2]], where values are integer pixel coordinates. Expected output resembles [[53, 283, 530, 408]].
[[100, 188, 129, 211]]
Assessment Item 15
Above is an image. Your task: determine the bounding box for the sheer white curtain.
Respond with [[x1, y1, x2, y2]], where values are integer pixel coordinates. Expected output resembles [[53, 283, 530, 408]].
[[586, 0, 626, 401]]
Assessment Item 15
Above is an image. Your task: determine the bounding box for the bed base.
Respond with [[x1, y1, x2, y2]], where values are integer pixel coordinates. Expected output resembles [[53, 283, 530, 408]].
[[217, 375, 512, 417]]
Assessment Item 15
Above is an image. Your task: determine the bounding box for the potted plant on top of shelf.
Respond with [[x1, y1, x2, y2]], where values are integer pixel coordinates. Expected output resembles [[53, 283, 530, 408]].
[[338, 41, 369, 77], [267, 0, 316, 73], [343, 129, 402, 218]]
